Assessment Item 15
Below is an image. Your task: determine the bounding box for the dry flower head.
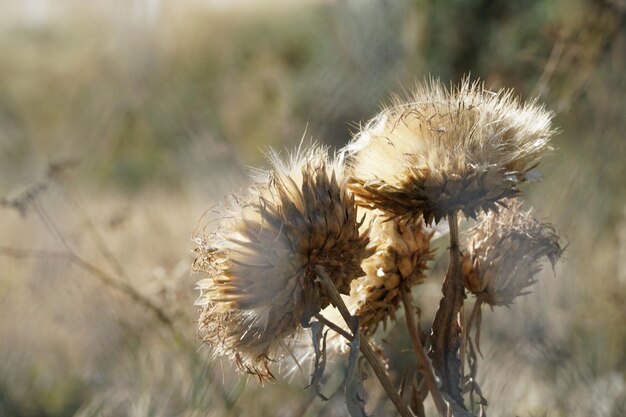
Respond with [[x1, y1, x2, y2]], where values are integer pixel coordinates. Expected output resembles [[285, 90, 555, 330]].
[[310, 212, 432, 378], [462, 199, 563, 307], [344, 78, 555, 224], [352, 213, 434, 335], [194, 146, 371, 380]]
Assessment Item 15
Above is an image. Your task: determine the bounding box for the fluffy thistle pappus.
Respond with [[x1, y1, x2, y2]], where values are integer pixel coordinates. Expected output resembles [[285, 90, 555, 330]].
[[344, 78, 555, 224], [193, 146, 371, 380], [461, 199, 563, 307]]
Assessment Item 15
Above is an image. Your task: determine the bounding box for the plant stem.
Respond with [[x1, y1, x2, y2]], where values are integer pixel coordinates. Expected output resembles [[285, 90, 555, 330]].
[[314, 266, 355, 332], [315, 314, 351, 339], [429, 212, 467, 408], [460, 305, 467, 385], [315, 266, 414, 417], [400, 287, 448, 417]]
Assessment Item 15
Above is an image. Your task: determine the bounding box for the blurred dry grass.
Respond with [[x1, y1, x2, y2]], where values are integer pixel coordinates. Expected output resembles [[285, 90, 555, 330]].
[[1, 0, 625, 416]]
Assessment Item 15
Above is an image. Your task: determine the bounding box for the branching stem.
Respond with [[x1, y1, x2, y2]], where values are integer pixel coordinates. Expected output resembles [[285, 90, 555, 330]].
[[315, 266, 414, 417], [400, 286, 448, 417], [429, 212, 467, 409], [0, 246, 183, 343]]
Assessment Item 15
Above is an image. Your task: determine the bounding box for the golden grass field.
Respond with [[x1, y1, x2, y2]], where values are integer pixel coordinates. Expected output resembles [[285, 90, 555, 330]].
[[1, 1, 625, 416]]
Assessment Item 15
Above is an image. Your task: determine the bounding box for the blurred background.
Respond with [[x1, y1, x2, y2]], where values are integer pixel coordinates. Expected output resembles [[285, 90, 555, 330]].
[[0, 0, 625, 416]]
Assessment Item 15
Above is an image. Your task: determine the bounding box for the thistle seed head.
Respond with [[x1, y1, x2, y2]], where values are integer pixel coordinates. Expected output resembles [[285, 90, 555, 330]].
[[344, 78, 555, 224], [194, 145, 371, 380], [461, 200, 563, 307], [351, 212, 434, 335]]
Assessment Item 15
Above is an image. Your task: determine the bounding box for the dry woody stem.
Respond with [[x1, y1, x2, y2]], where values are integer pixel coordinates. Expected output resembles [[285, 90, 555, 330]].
[[400, 287, 447, 417], [429, 212, 466, 409], [315, 267, 414, 417]]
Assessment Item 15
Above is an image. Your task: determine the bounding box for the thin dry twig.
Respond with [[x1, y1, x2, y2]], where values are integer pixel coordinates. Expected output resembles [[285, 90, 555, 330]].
[[400, 286, 447, 417], [533, 38, 565, 98], [1, 174, 184, 343], [315, 266, 414, 417], [54, 173, 129, 280], [315, 314, 352, 340], [0, 245, 182, 340]]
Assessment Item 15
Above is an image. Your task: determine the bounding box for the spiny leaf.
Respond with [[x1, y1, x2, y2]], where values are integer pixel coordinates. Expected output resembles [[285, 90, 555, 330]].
[[442, 392, 476, 417], [466, 331, 488, 416], [410, 377, 428, 417], [429, 259, 467, 408], [345, 319, 368, 417], [307, 320, 329, 401]]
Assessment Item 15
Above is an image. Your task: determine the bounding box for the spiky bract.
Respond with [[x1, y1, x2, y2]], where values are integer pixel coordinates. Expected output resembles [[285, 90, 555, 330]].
[[351, 213, 433, 335], [344, 78, 555, 224], [194, 146, 371, 380], [461, 200, 563, 307]]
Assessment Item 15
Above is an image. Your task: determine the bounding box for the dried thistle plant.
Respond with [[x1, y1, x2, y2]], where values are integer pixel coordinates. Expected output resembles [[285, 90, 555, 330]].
[[344, 77, 554, 224], [462, 199, 563, 308], [340, 77, 556, 413], [192, 78, 563, 417], [193, 145, 371, 381]]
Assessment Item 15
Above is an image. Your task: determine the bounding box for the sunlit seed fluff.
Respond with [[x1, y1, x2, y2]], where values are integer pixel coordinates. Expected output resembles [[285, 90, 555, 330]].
[[461, 200, 563, 307], [344, 78, 555, 224], [351, 212, 434, 335], [193, 146, 371, 380]]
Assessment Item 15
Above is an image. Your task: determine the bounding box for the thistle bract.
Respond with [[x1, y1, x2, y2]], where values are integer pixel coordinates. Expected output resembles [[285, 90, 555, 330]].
[[352, 213, 433, 335]]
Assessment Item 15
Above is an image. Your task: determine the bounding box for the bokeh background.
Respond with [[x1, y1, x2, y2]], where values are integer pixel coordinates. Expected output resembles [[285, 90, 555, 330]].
[[1, 0, 625, 416]]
